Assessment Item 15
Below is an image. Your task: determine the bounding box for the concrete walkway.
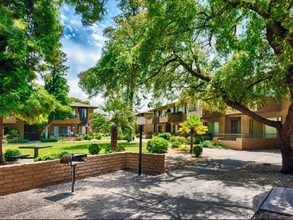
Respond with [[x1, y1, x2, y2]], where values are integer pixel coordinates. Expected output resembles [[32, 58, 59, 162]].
[[0, 148, 287, 219]]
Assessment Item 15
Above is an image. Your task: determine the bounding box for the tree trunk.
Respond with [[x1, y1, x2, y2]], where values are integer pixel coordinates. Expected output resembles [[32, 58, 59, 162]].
[[0, 115, 4, 165], [111, 126, 118, 151], [190, 128, 194, 154], [280, 102, 293, 174]]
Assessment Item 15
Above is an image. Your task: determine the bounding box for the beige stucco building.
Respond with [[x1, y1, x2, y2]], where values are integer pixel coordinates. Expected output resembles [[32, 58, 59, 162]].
[[3, 102, 97, 140], [137, 100, 290, 150]]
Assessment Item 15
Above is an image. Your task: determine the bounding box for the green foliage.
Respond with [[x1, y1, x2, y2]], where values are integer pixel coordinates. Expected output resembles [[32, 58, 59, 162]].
[[69, 97, 91, 105], [17, 139, 30, 144], [193, 145, 203, 157], [41, 138, 58, 143], [76, 135, 83, 141], [91, 113, 110, 133], [4, 149, 21, 161], [170, 136, 186, 148], [104, 145, 113, 154], [100, 97, 135, 150], [83, 134, 94, 140], [94, 133, 102, 140], [171, 140, 183, 149], [9, 129, 19, 137], [157, 132, 171, 141], [58, 137, 67, 142], [194, 135, 211, 144], [104, 144, 125, 154], [34, 153, 59, 162], [34, 151, 69, 162], [88, 143, 101, 155], [200, 140, 228, 149], [174, 145, 190, 152], [147, 137, 169, 153]]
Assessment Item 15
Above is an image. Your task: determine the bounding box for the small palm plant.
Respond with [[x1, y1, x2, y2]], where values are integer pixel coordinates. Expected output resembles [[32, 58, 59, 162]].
[[101, 98, 134, 151], [178, 115, 208, 153]]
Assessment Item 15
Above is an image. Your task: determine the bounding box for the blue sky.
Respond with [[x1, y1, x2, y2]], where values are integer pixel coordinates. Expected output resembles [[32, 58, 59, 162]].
[[60, 1, 121, 108]]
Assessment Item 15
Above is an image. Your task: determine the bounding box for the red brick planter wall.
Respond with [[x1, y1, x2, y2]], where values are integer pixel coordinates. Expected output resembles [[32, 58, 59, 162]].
[[0, 152, 165, 196]]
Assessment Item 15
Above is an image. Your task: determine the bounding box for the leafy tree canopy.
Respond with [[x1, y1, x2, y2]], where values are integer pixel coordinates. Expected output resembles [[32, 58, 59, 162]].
[[69, 97, 91, 105]]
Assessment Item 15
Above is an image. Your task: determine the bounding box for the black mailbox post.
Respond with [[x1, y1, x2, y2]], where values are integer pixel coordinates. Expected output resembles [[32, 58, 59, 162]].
[[60, 154, 87, 192]]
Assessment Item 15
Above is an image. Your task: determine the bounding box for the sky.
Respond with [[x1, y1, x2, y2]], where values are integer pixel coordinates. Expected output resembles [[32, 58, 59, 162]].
[[60, 1, 121, 109]]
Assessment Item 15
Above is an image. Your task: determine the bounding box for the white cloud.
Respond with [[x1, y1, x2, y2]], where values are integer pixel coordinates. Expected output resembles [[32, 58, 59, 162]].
[[59, 1, 122, 108]]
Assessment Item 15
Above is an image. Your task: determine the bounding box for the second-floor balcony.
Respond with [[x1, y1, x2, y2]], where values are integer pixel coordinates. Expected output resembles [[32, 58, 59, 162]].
[[146, 117, 159, 125], [53, 114, 80, 124], [159, 112, 182, 123]]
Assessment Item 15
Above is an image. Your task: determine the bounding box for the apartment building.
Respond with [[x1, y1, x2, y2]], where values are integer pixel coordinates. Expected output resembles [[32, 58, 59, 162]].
[[137, 100, 290, 150], [3, 102, 97, 140]]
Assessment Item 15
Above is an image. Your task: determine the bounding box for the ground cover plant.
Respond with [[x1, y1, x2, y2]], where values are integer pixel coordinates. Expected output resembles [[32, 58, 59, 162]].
[[3, 140, 147, 161]]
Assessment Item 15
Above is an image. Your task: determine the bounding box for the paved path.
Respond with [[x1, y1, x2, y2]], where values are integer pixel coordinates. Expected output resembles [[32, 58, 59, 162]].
[[0, 148, 283, 219]]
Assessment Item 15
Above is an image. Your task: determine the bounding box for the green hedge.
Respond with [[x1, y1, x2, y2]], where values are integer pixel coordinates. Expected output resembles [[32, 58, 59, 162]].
[[41, 138, 58, 143], [4, 149, 21, 161], [147, 137, 168, 153], [88, 143, 101, 155], [157, 132, 171, 141]]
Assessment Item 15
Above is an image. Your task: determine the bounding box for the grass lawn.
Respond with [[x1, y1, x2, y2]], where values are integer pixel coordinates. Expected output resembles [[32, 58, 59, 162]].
[[3, 140, 148, 156]]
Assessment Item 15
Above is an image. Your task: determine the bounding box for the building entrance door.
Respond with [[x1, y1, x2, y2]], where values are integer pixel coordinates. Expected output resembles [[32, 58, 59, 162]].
[[231, 119, 241, 134], [24, 125, 40, 140]]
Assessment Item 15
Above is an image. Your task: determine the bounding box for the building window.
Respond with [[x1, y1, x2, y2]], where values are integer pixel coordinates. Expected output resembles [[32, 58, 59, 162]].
[[79, 108, 87, 119], [213, 122, 219, 135]]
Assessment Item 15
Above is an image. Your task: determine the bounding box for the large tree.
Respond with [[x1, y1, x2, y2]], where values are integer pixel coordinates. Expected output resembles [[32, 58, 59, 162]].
[[78, 0, 147, 109], [0, 0, 106, 164], [79, 0, 292, 173], [137, 0, 293, 173]]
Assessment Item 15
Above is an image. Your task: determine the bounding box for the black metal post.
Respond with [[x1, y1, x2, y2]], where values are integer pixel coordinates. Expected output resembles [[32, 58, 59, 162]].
[[138, 125, 143, 176], [71, 164, 76, 192]]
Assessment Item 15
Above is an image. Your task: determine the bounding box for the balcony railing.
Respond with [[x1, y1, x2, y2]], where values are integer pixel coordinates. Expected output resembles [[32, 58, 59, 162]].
[[159, 112, 182, 123], [213, 133, 278, 141], [146, 117, 159, 124]]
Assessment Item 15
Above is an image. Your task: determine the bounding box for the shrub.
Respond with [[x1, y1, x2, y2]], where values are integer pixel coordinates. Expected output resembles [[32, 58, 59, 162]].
[[34, 153, 60, 161], [95, 133, 102, 140], [200, 140, 228, 149], [88, 143, 101, 155], [171, 139, 184, 148], [9, 129, 19, 137], [2, 139, 8, 144], [76, 135, 83, 141], [116, 144, 126, 152], [147, 137, 168, 153], [58, 137, 67, 142], [174, 145, 190, 152], [170, 136, 186, 148], [59, 151, 69, 157], [18, 139, 30, 143], [157, 132, 171, 141], [41, 138, 58, 143], [4, 149, 21, 161], [170, 136, 185, 143], [83, 134, 93, 140], [193, 144, 203, 157], [194, 135, 211, 144], [104, 144, 113, 154], [104, 144, 125, 154]]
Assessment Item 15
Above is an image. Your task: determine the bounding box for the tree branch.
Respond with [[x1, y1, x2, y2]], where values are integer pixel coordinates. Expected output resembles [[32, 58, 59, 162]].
[[223, 96, 283, 133], [246, 75, 273, 90], [141, 57, 177, 85], [175, 54, 211, 82]]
